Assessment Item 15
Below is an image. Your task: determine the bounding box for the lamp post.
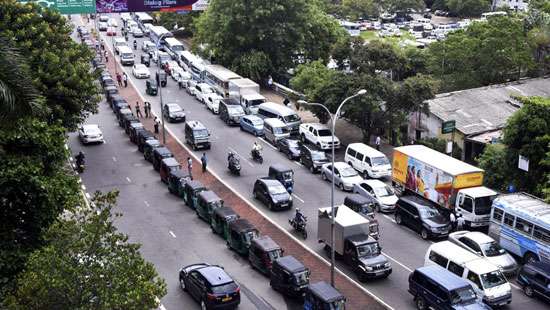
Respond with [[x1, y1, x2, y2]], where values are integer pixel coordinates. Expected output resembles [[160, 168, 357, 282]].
[[298, 89, 367, 287]]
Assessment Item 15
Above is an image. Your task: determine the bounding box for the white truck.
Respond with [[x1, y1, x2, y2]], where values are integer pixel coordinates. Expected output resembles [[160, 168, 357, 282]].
[[228, 78, 266, 114], [317, 205, 391, 281], [299, 123, 340, 150]]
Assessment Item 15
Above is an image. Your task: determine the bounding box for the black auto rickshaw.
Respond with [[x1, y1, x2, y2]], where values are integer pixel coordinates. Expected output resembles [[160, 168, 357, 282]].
[[143, 139, 161, 162], [343, 194, 379, 239], [196, 190, 224, 224], [167, 169, 191, 198], [160, 157, 181, 184], [210, 206, 239, 240], [141, 53, 150, 67], [270, 255, 309, 297], [129, 123, 145, 144], [182, 180, 207, 210], [303, 281, 346, 310], [156, 71, 167, 87], [268, 164, 294, 193], [146, 79, 158, 96], [123, 115, 140, 134], [227, 219, 259, 256], [137, 129, 155, 152], [152, 147, 173, 171], [249, 235, 283, 275], [117, 108, 133, 127]]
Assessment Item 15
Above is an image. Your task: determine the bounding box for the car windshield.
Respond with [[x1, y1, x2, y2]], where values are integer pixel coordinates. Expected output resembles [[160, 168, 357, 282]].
[[288, 140, 299, 148], [311, 151, 327, 161], [251, 119, 263, 126], [249, 99, 265, 106], [480, 271, 507, 289], [293, 270, 309, 285], [273, 127, 288, 135], [356, 242, 380, 258], [168, 105, 183, 112], [373, 185, 394, 197], [268, 249, 283, 261], [269, 185, 288, 195], [372, 157, 389, 166], [474, 196, 496, 215], [283, 114, 301, 123], [193, 129, 209, 138], [480, 242, 506, 257], [211, 282, 238, 294], [340, 167, 358, 177], [243, 231, 257, 244], [317, 129, 332, 136], [228, 106, 244, 114], [450, 286, 477, 305], [282, 171, 293, 180], [419, 207, 440, 219]]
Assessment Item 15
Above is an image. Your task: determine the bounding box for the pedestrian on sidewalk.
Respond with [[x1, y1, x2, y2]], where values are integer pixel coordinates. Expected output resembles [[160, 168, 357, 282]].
[[123, 73, 128, 88], [267, 75, 273, 89], [283, 97, 291, 108], [154, 117, 160, 134], [116, 72, 122, 87], [375, 135, 381, 151], [144, 101, 151, 118], [187, 157, 193, 180], [135, 102, 143, 118], [201, 153, 207, 173]]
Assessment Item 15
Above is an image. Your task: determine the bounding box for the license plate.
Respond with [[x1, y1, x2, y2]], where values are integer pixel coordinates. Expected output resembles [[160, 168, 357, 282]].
[[222, 297, 232, 302], [280, 203, 288, 207], [375, 271, 386, 276]]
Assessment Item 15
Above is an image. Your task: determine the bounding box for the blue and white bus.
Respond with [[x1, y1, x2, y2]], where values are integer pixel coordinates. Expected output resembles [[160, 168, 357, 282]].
[[149, 26, 173, 47], [488, 193, 550, 264]]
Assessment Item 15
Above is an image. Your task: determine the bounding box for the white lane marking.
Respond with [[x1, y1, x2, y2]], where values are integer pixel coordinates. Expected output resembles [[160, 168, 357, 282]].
[[228, 147, 253, 167], [294, 161, 303, 167], [382, 214, 395, 224], [258, 137, 277, 150], [81, 185, 86, 191], [69, 156, 74, 161], [155, 297, 167, 310], [112, 156, 117, 162], [126, 177, 132, 183], [85, 192, 91, 199], [382, 251, 413, 272], [64, 144, 69, 150], [123, 54, 395, 310], [144, 200, 150, 207], [169, 231, 176, 238], [292, 194, 305, 203]]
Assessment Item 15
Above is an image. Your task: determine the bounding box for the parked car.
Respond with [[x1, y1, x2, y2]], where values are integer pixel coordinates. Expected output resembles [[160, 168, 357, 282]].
[[299, 123, 340, 150], [253, 178, 293, 211], [517, 261, 550, 302], [353, 179, 398, 212], [163, 103, 186, 123], [179, 263, 241, 310], [276, 138, 301, 160], [239, 115, 264, 136], [132, 64, 150, 79], [320, 162, 363, 191], [205, 93, 223, 112], [395, 195, 451, 240], [299, 144, 329, 173], [98, 21, 108, 31], [448, 231, 518, 276], [78, 124, 104, 144], [145, 79, 157, 96]]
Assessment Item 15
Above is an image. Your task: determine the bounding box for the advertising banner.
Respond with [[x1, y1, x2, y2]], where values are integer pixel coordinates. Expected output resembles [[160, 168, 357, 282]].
[[402, 155, 455, 207], [19, 0, 96, 14], [95, 0, 208, 13]]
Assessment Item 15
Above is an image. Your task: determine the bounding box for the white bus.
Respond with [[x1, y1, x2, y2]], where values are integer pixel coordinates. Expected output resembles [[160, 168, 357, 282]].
[[164, 37, 185, 60], [202, 65, 242, 97], [149, 26, 173, 47], [178, 50, 200, 71], [135, 12, 154, 29], [340, 20, 361, 37], [481, 11, 507, 19]]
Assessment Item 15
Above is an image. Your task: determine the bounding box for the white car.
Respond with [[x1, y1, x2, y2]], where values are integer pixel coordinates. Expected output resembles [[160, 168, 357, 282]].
[[353, 179, 398, 212], [107, 18, 118, 27], [131, 26, 144, 38], [125, 20, 137, 33], [193, 83, 215, 103], [171, 67, 190, 82], [132, 64, 150, 79], [98, 15, 109, 22], [186, 79, 198, 95], [78, 124, 104, 144], [98, 21, 108, 31], [142, 40, 156, 53], [205, 93, 223, 113], [320, 162, 363, 191], [299, 123, 340, 150], [448, 231, 518, 276], [165, 61, 181, 75]]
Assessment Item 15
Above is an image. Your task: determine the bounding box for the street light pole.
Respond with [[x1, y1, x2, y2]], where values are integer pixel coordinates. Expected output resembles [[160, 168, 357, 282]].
[[298, 89, 367, 287], [155, 33, 170, 144]]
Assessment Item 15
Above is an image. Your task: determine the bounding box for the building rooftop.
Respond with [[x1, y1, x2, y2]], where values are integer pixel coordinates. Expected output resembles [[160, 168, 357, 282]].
[[427, 78, 550, 136]]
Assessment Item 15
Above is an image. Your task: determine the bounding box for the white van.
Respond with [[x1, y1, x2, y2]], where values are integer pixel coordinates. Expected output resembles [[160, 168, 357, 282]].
[[118, 46, 134, 66], [114, 37, 127, 55], [164, 37, 185, 60], [425, 241, 512, 307], [344, 143, 391, 179], [263, 118, 290, 144], [257, 102, 301, 135]]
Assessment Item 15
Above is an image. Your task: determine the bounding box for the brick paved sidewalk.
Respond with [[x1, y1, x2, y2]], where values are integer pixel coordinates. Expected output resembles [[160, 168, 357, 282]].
[[96, 25, 387, 309]]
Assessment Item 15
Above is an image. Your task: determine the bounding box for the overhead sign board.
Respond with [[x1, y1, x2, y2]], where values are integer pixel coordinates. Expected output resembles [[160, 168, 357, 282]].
[[95, 0, 208, 13], [19, 0, 96, 14], [441, 120, 456, 134]]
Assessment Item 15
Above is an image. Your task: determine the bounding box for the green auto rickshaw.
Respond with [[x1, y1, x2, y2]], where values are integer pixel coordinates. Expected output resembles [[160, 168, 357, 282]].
[[167, 169, 191, 198], [226, 219, 259, 256], [143, 139, 161, 163], [210, 206, 239, 239], [303, 281, 346, 310], [182, 180, 207, 210], [146, 79, 157, 96], [196, 190, 224, 224]]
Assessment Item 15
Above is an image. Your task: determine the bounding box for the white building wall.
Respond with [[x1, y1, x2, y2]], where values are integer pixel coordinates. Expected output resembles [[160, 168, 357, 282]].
[[492, 0, 529, 11]]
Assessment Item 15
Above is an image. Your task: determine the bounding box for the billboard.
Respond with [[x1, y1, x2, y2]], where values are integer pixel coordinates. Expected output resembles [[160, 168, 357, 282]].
[[19, 0, 96, 14], [95, 0, 208, 13]]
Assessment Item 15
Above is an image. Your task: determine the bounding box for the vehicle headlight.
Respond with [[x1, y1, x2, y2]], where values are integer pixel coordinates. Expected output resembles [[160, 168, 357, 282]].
[[288, 195, 293, 201], [384, 262, 391, 268], [365, 266, 373, 271]]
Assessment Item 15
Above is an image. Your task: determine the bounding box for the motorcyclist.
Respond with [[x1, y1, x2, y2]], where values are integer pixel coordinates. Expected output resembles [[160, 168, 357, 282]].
[[251, 141, 262, 158], [75, 151, 85, 168], [293, 208, 306, 227], [228, 151, 235, 167]]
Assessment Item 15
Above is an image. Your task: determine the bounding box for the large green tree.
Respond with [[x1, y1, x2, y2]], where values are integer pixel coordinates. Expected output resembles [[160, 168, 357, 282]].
[[194, 0, 343, 79], [4, 191, 167, 309], [445, 0, 490, 17], [341, 0, 379, 20], [381, 0, 424, 13]]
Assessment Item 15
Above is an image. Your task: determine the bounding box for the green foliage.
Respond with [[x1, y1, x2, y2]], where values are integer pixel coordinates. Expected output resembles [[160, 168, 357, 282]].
[[4, 191, 167, 309], [152, 11, 201, 37], [350, 39, 406, 77], [477, 144, 510, 192], [231, 51, 272, 82], [530, 0, 550, 13], [445, 0, 490, 17], [0, 1, 100, 130], [341, 0, 379, 20], [291, 60, 337, 101], [381, 0, 424, 13], [417, 137, 462, 158]]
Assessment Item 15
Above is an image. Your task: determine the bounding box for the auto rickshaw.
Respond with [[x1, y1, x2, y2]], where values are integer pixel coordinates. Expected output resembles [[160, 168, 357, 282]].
[[270, 255, 309, 297], [303, 281, 346, 310], [146, 79, 158, 96], [156, 71, 167, 87], [123, 115, 140, 134], [210, 206, 239, 239], [343, 194, 379, 240], [226, 219, 259, 256], [141, 53, 150, 67], [167, 169, 191, 198], [137, 129, 155, 152], [268, 164, 294, 193], [196, 190, 224, 224], [182, 180, 207, 210], [249, 235, 283, 275], [143, 139, 161, 162], [117, 108, 133, 127], [160, 157, 181, 184], [152, 147, 173, 171], [129, 124, 145, 144]]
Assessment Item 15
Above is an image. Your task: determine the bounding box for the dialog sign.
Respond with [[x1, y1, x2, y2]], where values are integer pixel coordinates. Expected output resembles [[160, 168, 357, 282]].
[[95, 0, 208, 13]]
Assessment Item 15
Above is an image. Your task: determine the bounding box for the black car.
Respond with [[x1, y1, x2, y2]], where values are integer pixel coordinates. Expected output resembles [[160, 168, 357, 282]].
[[156, 71, 167, 87], [110, 95, 128, 111], [276, 138, 301, 160], [253, 178, 293, 211], [163, 103, 186, 123], [141, 53, 150, 67], [518, 261, 550, 302], [101, 75, 115, 88], [299, 144, 329, 173], [179, 263, 241, 310], [394, 196, 451, 240]]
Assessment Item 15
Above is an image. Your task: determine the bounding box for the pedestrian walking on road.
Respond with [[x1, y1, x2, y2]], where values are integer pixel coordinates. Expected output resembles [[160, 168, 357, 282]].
[[267, 75, 273, 89], [154, 117, 160, 134], [187, 157, 193, 180], [116, 72, 122, 87], [123, 73, 128, 88], [144, 102, 151, 118], [135, 102, 143, 118], [201, 153, 207, 173], [375, 135, 381, 151]]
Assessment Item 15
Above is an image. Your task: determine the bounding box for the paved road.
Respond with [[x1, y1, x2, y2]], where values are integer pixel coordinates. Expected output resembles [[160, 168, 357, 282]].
[[84, 14, 548, 310]]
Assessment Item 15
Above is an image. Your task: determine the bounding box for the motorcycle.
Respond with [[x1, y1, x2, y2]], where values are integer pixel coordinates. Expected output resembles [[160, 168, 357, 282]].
[[75, 157, 85, 173], [289, 216, 307, 239], [228, 155, 241, 175], [251, 149, 263, 164]]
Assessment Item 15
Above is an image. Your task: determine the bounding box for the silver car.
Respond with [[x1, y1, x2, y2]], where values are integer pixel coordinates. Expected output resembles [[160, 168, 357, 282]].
[[78, 124, 104, 144], [353, 179, 398, 212], [320, 162, 363, 191]]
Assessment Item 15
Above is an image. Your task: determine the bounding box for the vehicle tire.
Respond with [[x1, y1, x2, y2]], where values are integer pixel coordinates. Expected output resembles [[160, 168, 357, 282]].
[[421, 228, 429, 240], [301, 134, 306, 143], [524, 252, 539, 264], [339, 182, 345, 191], [309, 165, 315, 173], [322, 172, 327, 181], [363, 171, 370, 179], [395, 214, 402, 225], [259, 157, 263, 164], [240, 125, 244, 131], [253, 190, 257, 199], [200, 299, 207, 310], [302, 229, 308, 239], [523, 285, 534, 298], [179, 278, 187, 291], [415, 296, 427, 310], [376, 203, 381, 213], [287, 152, 293, 160], [277, 145, 282, 152], [269, 201, 274, 211]]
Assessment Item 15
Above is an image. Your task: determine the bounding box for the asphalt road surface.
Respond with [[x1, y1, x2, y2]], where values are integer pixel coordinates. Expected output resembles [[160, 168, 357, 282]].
[[71, 14, 549, 310]]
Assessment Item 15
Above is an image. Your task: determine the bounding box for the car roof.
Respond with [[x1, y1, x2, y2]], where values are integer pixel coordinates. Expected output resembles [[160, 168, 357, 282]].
[[305, 123, 329, 130], [82, 124, 100, 130], [145, 139, 160, 146], [135, 64, 147, 68], [269, 163, 292, 173], [275, 255, 306, 273], [169, 169, 190, 179], [185, 180, 205, 190], [229, 218, 256, 232], [345, 194, 376, 205], [198, 266, 234, 286], [259, 178, 284, 188], [415, 265, 472, 291], [252, 235, 281, 252], [186, 120, 206, 130], [161, 157, 180, 167], [308, 281, 343, 303], [361, 179, 387, 188], [459, 231, 494, 244], [400, 195, 438, 209], [199, 190, 221, 203], [263, 118, 286, 127], [332, 162, 352, 169], [242, 115, 263, 121], [153, 147, 171, 155], [213, 206, 238, 218]]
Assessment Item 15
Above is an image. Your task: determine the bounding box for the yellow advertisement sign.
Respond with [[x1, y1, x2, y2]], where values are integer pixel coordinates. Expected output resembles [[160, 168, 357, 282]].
[[392, 151, 408, 183], [454, 172, 484, 189]]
